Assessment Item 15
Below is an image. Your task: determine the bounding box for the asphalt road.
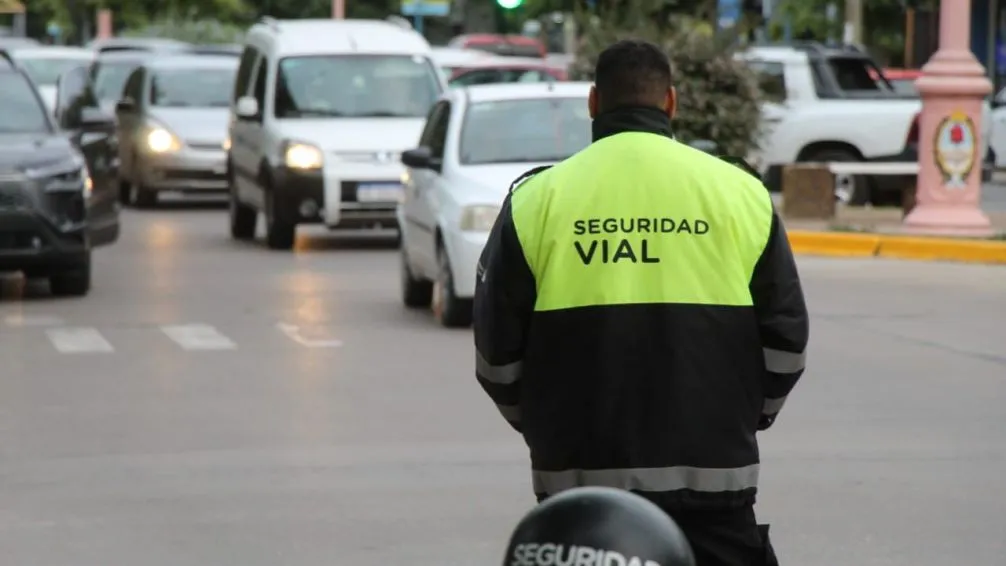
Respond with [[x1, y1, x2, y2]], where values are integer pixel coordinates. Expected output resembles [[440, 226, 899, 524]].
[[1, 203, 1004, 566]]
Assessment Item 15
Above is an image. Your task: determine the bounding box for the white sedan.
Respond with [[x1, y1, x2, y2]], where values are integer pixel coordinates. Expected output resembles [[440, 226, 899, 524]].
[[6, 46, 94, 114], [398, 81, 592, 327]]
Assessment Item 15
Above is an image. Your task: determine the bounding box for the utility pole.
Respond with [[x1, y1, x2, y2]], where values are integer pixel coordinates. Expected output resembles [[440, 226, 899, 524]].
[[332, 0, 345, 19], [843, 0, 862, 45]]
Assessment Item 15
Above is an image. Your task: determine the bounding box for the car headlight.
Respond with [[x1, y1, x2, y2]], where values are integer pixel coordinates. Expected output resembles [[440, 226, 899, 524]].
[[146, 127, 181, 153], [222, 136, 231, 151], [284, 142, 324, 170], [459, 205, 501, 232], [82, 168, 93, 199]]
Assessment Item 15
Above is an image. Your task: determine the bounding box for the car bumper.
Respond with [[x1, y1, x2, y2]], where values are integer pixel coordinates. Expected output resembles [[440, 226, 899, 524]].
[[0, 208, 89, 272], [271, 161, 405, 229], [444, 228, 490, 299], [139, 148, 228, 191], [321, 160, 404, 228]]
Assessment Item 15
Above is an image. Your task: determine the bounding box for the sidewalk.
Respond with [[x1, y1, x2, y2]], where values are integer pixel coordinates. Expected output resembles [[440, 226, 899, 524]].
[[782, 205, 1006, 235], [780, 206, 1006, 265]]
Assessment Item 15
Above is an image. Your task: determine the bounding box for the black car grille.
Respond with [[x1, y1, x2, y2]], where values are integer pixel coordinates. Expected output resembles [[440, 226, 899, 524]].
[[0, 182, 31, 210]]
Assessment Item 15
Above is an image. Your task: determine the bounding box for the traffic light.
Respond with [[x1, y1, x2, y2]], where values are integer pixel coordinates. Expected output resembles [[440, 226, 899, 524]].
[[497, 0, 523, 10]]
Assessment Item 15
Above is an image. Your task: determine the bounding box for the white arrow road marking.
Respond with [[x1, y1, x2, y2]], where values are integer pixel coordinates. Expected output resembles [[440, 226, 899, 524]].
[[161, 324, 236, 351], [46, 328, 114, 354], [276, 323, 343, 348]]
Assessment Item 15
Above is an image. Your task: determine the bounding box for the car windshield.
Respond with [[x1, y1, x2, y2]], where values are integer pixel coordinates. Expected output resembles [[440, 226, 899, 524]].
[[92, 60, 142, 102], [459, 97, 590, 165], [274, 54, 441, 118], [150, 67, 236, 107], [0, 73, 49, 133], [16, 57, 90, 86]]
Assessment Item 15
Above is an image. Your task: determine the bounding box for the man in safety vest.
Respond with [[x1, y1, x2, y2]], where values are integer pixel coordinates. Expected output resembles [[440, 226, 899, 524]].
[[473, 39, 808, 566]]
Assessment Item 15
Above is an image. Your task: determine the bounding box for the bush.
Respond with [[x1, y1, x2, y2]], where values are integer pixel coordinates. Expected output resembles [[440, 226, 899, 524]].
[[122, 18, 248, 45], [571, 6, 764, 159]]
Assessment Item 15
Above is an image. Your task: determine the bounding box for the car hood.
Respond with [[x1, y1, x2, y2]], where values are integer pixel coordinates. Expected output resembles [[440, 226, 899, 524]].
[[276, 118, 426, 152], [451, 162, 555, 205], [0, 133, 78, 174], [148, 107, 231, 144]]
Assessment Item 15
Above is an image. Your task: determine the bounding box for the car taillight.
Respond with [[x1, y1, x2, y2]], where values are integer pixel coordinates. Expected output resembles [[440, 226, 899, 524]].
[[905, 112, 920, 145]]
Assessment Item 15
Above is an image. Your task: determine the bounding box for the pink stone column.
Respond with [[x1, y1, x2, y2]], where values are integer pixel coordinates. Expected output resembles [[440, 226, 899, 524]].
[[96, 9, 113, 40], [904, 0, 994, 236], [332, 0, 346, 19]]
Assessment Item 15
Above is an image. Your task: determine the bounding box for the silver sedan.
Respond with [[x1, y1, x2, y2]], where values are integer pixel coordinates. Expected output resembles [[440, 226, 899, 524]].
[[114, 54, 237, 207]]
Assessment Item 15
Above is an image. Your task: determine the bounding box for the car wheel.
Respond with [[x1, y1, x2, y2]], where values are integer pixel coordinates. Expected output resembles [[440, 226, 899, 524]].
[[49, 257, 91, 297], [432, 242, 472, 328], [118, 179, 133, 206], [804, 148, 871, 206], [134, 184, 158, 209], [264, 181, 295, 250], [401, 247, 433, 308], [229, 186, 257, 240]]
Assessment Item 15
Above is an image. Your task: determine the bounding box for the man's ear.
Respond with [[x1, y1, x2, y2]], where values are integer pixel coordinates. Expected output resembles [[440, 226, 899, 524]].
[[588, 85, 598, 119], [665, 86, 677, 119]]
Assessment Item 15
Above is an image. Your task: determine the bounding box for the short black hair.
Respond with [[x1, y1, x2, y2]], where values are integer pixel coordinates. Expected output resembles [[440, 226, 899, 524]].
[[594, 40, 673, 112]]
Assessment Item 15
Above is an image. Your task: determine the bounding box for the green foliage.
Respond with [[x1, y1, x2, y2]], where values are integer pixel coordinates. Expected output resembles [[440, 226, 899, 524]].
[[769, 0, 914, 66], [122, 18, 248, 44], [571, 0, 763, 158]]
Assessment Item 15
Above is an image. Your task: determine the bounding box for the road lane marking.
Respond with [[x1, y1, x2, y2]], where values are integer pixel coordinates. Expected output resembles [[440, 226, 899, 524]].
[[276, 323, 343, 348], [161, 324, 236, 351], [46, 327, 114, 354], [5, 314, 65, 327]]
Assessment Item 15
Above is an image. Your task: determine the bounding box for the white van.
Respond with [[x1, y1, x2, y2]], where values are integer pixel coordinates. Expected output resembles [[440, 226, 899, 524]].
[[227, 17, 446, 250]]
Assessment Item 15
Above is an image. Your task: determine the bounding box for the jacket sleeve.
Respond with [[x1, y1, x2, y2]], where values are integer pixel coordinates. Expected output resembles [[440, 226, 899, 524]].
[[473, 192, 537, 433], [749, 210, 809, 430]]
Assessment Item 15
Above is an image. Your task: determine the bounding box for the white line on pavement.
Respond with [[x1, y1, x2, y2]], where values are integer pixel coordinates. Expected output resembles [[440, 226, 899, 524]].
[[161, 324, 237, 351], [276, 323, 343, 348], [46, 327, 114, 354]]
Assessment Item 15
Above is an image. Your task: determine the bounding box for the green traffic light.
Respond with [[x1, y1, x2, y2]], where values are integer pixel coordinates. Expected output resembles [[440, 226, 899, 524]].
[[497, 0, 523, 9]]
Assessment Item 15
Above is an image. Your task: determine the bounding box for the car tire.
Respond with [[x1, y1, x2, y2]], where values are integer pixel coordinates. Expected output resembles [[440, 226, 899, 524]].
[[433, 242, 472, 328], [134, 184, 158, 209], [229, 187, 257, 240], [263, 180, 295, 251], [803, 148, 871, 206], [401, 247, 433, 308], [49, 258, 91, 297], [118, 179, 133, 206]]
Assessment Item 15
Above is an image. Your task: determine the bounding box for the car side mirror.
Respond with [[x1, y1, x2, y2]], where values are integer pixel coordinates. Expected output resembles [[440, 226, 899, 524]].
[[115, 99, 136, 113], [401, 146, 441, 172], [235, 96, 259, 120], [80, 107, 115, 133]]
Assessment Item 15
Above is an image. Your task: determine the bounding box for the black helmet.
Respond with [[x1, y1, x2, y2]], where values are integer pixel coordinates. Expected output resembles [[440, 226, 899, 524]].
[[503, 487, 696, 566]]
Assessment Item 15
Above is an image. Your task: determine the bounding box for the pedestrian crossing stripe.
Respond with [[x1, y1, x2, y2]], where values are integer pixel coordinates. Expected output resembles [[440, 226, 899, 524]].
[[18, 323, 344, 354]]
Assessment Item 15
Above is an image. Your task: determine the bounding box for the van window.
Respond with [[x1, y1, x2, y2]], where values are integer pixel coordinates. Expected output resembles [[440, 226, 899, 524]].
[[273, 54, 441, 119], [233, 47, 259, 101]]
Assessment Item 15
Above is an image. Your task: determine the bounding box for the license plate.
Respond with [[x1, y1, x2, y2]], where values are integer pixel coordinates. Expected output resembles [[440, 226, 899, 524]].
[[357, 183, 403, 202], [213, 164, 227, 175]]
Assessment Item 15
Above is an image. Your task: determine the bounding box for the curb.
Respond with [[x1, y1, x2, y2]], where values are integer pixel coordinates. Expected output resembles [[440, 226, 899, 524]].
[[787, 231, 1006, 265]]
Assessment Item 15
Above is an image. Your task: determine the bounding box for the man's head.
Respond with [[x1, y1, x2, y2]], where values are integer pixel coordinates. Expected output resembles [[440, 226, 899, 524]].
[[589, 39, 676, 119], [502, 487, 696, 566]]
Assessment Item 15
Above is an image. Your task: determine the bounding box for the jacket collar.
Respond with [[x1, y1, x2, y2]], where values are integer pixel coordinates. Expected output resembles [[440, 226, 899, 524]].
[[591, 105, 674, 142]]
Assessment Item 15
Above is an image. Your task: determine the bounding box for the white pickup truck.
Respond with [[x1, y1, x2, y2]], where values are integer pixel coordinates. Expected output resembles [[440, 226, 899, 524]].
[[738, 43, 992, 206]]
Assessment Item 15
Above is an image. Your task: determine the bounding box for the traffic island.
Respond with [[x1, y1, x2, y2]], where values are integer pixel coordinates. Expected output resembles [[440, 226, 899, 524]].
[[783, 206, 1006, 264]]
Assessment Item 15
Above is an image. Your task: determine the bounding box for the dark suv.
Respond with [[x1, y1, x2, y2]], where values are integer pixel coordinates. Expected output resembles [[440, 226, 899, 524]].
[[0, 53, 119, 296]]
